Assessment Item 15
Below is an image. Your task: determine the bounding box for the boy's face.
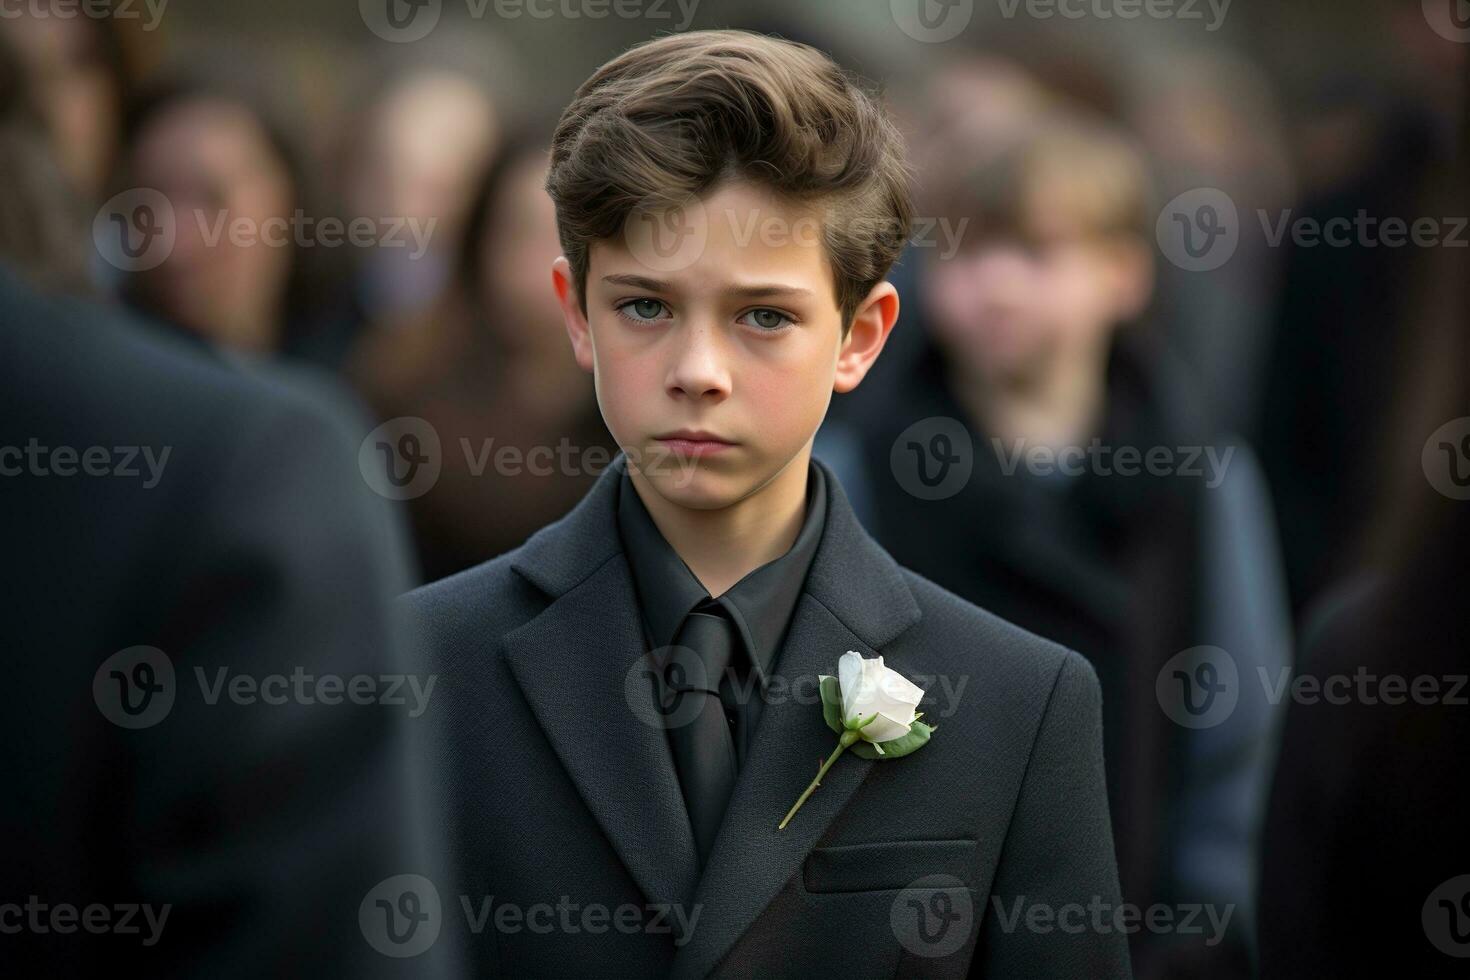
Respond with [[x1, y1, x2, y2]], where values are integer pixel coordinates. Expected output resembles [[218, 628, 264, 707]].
[[553, 179, 897, 511], [921, 196, 1151, 383]]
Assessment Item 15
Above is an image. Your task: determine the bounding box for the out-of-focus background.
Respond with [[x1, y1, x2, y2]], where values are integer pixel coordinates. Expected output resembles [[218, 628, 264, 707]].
[[6, 0, 1460, 591], [2, 1, 1466, 977]]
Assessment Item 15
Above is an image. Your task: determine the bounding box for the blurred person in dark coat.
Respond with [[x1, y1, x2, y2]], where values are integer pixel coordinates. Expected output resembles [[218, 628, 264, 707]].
[[0, 262, 462, 976], [825, 110, 1291, 978], [1259, 446, 1470, 977], [0, 40, 456, 971], [1258, 128, 1469, 976], [1255, 4, 1466, 613]]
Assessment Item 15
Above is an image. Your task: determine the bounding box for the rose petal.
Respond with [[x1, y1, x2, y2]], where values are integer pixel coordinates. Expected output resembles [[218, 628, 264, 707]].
[[838, 651, 866, 723], [878, 669, 925, 707], [859, 710, 913, 743]]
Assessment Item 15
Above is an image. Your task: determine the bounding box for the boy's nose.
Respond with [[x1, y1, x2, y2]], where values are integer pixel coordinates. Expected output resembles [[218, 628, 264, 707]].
[[666, 319, 732, 400]]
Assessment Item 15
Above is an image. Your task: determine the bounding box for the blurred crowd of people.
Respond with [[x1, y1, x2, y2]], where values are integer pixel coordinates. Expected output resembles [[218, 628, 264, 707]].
[[2, 2, 1465, 977]]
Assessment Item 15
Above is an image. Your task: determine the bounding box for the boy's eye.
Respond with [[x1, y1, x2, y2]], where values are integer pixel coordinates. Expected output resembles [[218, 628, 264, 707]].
[[617, 298, 669, 322], [740, 308, 793, 332]]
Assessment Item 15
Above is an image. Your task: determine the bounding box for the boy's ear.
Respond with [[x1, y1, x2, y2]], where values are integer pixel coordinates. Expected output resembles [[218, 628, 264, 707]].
[[552, 256, 595, 373], [834, 280, 900, 394]]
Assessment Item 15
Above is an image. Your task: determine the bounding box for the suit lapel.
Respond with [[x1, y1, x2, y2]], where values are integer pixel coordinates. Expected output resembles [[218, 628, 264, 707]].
[[669, 457, 924, 980], [502, 455, 700, 911], [501, 451, 924, 977]]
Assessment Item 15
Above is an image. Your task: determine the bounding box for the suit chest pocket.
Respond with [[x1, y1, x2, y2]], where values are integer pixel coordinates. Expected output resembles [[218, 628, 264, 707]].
[[802, 838, 977, 894]]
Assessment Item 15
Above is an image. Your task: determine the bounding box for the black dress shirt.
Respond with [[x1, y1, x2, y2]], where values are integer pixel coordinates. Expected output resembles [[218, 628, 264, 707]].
[[616, 459, 827, 764]]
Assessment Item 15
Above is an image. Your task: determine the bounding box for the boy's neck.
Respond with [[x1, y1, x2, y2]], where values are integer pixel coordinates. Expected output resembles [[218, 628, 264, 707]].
[[952, 343, 1108, 452], [627, 443, 813, 598]]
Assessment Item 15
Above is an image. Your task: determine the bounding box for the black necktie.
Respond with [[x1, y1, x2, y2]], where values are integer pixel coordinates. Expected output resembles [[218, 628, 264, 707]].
[[663, 603, 740, 868]]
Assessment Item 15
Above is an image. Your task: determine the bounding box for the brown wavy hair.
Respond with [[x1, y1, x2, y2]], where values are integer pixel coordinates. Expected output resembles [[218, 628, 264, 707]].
[[546, 30, 913, 335]]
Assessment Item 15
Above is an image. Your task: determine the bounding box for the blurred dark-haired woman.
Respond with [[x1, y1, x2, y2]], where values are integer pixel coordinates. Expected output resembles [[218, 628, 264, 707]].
[[345, 130, 618, 581], [115, 76, 325, 357]]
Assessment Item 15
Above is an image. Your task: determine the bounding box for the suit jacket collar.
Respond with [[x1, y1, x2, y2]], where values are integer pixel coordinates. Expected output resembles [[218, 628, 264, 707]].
[[615, 458, 828, 683], [504, 451, 922, 978], [510, 452, 917, 648]]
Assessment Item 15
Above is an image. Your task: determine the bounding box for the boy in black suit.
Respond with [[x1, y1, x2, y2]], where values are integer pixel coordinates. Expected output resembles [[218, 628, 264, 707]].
[[406, 30, 1130, 979]]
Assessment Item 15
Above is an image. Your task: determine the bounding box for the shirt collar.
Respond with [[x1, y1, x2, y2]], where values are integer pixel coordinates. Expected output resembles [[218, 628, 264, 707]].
[[615, 459, 827, 682]]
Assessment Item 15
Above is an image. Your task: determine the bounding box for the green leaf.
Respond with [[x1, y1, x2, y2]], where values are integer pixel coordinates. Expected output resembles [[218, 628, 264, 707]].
[[847, 719, 936, 761], [819, 675, 844, 736]]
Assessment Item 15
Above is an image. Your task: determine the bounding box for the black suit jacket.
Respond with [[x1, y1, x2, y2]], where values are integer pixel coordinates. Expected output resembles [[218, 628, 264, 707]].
[[0, 269, 455, 978], [405, 451, 1130, 979]]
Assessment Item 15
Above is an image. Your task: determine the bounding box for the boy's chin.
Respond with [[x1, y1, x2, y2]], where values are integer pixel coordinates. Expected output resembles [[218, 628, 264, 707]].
[[636, 467, 745, 511]]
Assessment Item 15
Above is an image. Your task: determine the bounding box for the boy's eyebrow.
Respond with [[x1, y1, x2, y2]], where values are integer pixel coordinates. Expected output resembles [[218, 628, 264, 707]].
[[602, 273, 812, 300], [721, 283, 813, 301], [602, 273, 671, 292]]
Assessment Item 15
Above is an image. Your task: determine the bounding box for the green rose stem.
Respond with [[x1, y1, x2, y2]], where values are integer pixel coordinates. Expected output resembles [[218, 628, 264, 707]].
[[778, 713, 877, 830]]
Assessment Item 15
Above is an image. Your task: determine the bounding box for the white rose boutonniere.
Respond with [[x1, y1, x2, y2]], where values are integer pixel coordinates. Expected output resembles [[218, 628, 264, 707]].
[[778, 651, 936, 829]]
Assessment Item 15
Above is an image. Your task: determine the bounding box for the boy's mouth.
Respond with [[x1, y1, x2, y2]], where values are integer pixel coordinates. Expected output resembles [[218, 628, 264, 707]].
[[653, 429, 738, 456]]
